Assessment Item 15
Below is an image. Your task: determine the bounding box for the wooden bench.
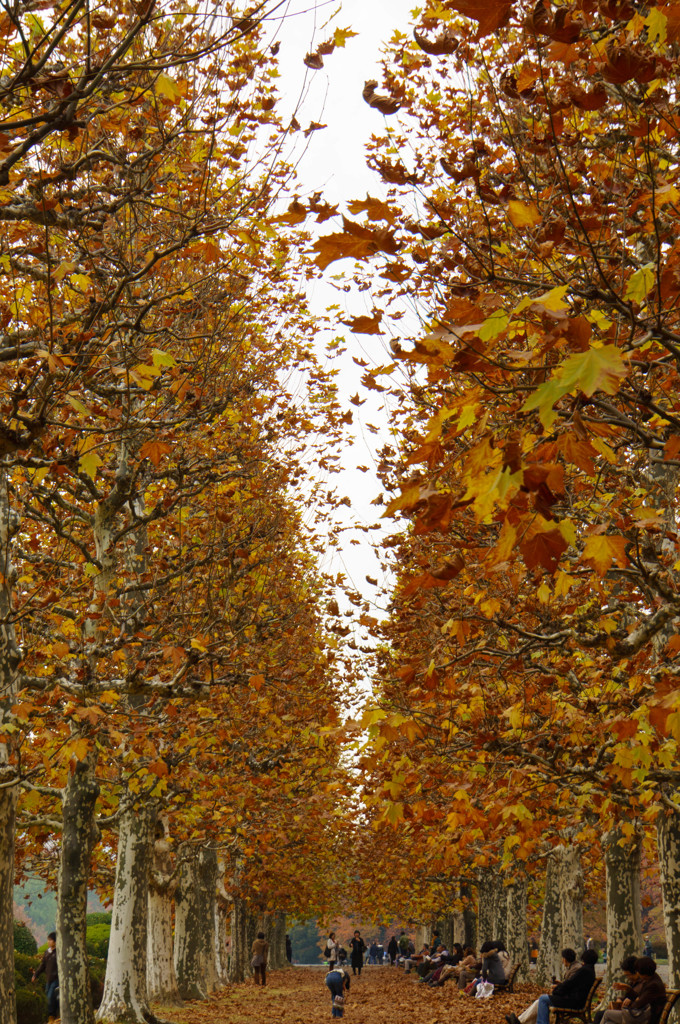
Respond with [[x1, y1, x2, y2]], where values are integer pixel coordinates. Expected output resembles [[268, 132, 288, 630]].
[[552, 977, 602, 1024], [658, 989, 680, 1024], [495, 962, 521, 994]]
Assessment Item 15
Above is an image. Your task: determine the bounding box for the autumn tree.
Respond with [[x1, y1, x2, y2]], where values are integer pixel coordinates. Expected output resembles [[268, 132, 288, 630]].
[[0, 1, 353, 1021], [309, 0, 680, 987]]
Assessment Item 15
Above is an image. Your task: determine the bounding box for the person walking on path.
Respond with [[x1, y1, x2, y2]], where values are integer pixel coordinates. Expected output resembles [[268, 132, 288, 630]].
[[387, 934, 399, 965], [32, 931, 59, 1023], [325, 963, 350, 1017], [286, 934, 292, 963], [251, 931, 269, 986], [349, 930, 367, 977]]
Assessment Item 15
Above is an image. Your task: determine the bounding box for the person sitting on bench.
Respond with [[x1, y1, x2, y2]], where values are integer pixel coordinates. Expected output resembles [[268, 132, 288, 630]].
[[506, 948, 599, 1024], [600, 957, 666, 1024]]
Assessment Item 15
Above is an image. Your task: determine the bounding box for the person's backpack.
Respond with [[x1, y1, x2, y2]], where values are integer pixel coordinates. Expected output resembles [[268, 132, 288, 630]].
[[323, 945, 331, 958]]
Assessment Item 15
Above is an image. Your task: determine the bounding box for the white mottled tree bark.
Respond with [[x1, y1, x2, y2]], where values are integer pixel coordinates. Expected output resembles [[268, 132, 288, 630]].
[[228, 893, 249, 983], [602, 828, 642, 1002], [494, 876, 508, 945], [147, 832, 181, 1005], [461, 881, 478, 949], [57, 752, 100, 1024], [657, 809, 680, 988], [558, 845, 584, 953], [174, 848, 220, 999], [505, 877, 529, 980], [536, 853, 563, 987], [0, 473, 20, 1024], [97, 798, 162, 1023], [477, 867, 496, 946], [264, 912, 287, 970]]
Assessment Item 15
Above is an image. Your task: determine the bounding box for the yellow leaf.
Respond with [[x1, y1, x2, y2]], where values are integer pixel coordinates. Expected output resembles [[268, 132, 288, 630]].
[[554, 570, 575, 597], [582, 534, 628, 573], [156, 72, 182, 103], [79, 451, 102, 479], [507, 200, 541, 228], [625, 263, 655, 303]]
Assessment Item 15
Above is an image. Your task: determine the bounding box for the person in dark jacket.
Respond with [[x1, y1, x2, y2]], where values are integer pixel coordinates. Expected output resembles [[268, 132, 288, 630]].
[[507, 948, 599, 1024], [32, 931, 59, 1022], [601, 957, 666, 1024], [349, 930, 367, 976], [286, 934, 292, 963], [387, 935, 399, 965]]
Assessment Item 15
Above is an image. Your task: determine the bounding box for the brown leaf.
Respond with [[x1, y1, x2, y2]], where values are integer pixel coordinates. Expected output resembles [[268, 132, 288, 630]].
[[342, 311, 383, 334], [363, 80, 401, 115], [347, 195, 396, 223], [413, 25, 459, 54], [520, 527, 568, 573], [446, 0, 514, 39], [313, 217, 399, 270], [304, 121, 327, 136], [275, 199, 307, 225], [304, 52, 324, 69]]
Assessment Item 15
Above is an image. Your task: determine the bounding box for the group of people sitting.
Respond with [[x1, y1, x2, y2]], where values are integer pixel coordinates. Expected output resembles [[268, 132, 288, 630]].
[[398, 938, 512, 991], [507, 950, 667, 1024]]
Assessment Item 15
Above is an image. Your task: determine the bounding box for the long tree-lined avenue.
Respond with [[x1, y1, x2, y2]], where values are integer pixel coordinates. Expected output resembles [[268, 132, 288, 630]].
[[6, 0, 680, 1022]]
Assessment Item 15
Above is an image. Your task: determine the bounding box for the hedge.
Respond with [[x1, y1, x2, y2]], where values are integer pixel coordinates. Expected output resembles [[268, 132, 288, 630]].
[[13, 921, 38, 956], [15, 952, 107, 1024]]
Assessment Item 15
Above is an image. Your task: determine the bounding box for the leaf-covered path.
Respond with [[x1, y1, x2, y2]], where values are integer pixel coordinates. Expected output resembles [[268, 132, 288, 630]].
[[158, 966, 542, 1024]]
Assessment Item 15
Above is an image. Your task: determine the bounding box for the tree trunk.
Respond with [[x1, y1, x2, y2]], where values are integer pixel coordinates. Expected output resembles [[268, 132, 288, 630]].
[[493, 876, 507, 945], [602, 828, 642, 1002], [477, 867, 496, 946], [536, 853, 562, 987], [461, 881, 478, 950], [214, 899, 229, 984], [505, 877, 529, 981], [0, 784, 16, 1024], [557, 845, 584, 952], [0, 471, 21, 1024], [453, 910, 465, 945], [147, 834, 181, 1006], [228, 894, 248, 983], [265, 912, 286, 970], [657, 808, 680, 988], [174, 848, 220, 999], [97, 797, 160, 1023], [57, 751, 100, 1024], [435, 915, 454, 951], [536, 856, 561, 991]]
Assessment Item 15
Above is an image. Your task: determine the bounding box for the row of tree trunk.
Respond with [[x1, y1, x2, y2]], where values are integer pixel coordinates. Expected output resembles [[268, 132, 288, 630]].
[[424, 814, 680, 1001], [33, 781, 289, 1024]]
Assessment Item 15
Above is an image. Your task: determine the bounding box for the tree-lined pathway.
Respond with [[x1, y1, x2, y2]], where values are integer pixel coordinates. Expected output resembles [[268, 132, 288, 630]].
[[159, 967, 542, 1024]]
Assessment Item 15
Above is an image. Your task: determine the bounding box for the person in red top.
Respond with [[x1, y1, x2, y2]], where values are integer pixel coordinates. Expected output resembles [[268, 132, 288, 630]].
[[32, 931, 58, 1022]]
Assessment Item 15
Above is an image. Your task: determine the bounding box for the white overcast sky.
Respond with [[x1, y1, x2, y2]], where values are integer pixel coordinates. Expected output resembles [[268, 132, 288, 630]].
[[268, 0, 421, 627]]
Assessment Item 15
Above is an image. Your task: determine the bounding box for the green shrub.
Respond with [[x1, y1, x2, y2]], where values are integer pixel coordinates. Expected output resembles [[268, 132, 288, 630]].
[[14, 952, 39, 984], [86, 922, 111, 959], [90, 956, 106, 1009], [86, 911, 112, 926], [15, 984, 46, 1024], [13, 921, 38, 955]]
